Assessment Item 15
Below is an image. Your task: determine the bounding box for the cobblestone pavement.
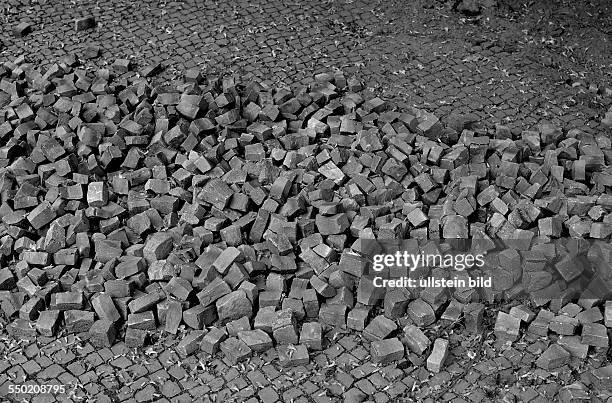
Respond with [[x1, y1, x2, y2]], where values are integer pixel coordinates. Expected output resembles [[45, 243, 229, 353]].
[[1, 0, 611, 131], [2, 307, 610, 402], [1, 0, 612, 402]]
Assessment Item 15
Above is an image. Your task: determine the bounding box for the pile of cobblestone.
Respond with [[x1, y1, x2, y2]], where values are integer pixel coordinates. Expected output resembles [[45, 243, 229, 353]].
[[0, 54, 611, 378]]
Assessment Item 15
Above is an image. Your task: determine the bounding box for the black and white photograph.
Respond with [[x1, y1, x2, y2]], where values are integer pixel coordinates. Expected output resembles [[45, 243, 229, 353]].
[[0, 0, 611, 401]]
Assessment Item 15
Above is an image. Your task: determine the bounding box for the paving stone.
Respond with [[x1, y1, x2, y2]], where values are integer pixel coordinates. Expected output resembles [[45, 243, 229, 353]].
[[463, 302, 485, 333], [65, 310, 95, 333], [509, 305, 536, 323], [427, 338, 449, 373], [277, 344, 310, 367], [127, 311, 156, 331], [363, 315, 397, 341], [89, 320, 116, 347], [549, 315, 579, 335], [226, 316, 251, 336], [371, 338, 404, 364], [273, 309, 299, 345], [528, 309, 554, 336], [14, 21, 32, 37], [216, 290, 252, 322], [575, 307, 603, 324], [591, 365, 612, 391], [201, 327, 227, 355], [495, 312, 521, 341], [402, 324, 431, 355], [91, 293, 121, 323], [36, 310, 60, 336], [407, 299, 435, 326], [557, 336, 589, 359], [176, 330, 205, 358], [220, 337, 252, 364], [238, 329, 273, 352], [129, 292, 164, 314], [299, 322, 323, 350], [581, 323, 609, 347], [535, 344, 570, 370], [143, 232, 174, 263]]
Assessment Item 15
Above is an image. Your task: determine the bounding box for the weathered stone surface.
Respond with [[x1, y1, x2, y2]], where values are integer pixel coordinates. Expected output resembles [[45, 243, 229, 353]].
[[277, 344, 310, 367], [371, 338, 404, 364], [220, 337, 252, 364], [402, 324, 431, 355], [201, 327, 227, 355], [535, 344, 570, 370], [363, 315, 397, 341], [273, 309, 299, 345], [591, 365, 612, 391], [89, 320, 116, 347], [407, 299, 435, 327], [91, 293, 120, 323], [216, 290, 252, 322], [299, 322, 323, 350], [495, 312, 521, 341], [427, 338, 449, 373], [176, 330, 205, 358], [237, 329, 273, 352], [143, 232, 174, 263]]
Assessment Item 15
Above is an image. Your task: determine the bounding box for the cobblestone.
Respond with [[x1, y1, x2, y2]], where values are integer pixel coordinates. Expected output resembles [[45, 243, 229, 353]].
[[1, 1, 612, 402]]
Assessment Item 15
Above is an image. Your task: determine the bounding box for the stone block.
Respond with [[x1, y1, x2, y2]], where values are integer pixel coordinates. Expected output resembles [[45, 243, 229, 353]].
[[371, 338, 404, 364], [427, 338, 449, 373]]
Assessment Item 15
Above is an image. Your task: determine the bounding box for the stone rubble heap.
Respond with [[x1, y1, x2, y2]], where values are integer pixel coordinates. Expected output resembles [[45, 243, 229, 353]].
[[0, 55, 611, 378]]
